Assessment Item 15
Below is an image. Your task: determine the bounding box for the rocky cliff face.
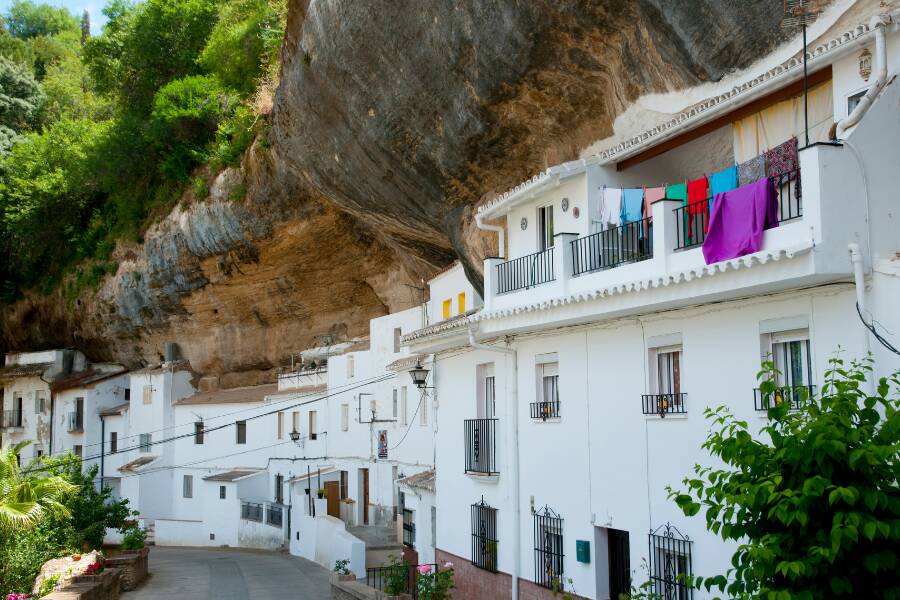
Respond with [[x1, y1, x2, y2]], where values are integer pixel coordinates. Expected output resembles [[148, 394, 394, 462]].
[[0, 1, 794, 380]]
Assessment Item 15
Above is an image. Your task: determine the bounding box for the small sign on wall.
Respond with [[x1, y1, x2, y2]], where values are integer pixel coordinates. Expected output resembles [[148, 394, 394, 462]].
[[576, 539, 590, 563], [378, 430, 388, 458]]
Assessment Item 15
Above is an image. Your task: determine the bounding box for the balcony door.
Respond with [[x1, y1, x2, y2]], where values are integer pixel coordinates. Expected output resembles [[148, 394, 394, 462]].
[[538, 205, 554, 251], [477, 363, 496, 419]]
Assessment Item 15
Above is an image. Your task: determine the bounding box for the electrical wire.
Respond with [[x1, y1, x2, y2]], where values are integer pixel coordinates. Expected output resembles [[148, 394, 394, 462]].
[[857, 302, 900, 356]]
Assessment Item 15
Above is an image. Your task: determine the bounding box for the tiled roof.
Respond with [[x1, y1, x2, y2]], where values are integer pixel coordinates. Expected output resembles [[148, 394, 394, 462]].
[[398, 469, 435, 492], [174, 383, 278, 406], [203, 468, 263, 482], [118, 455, 158, 473], [269, 383, 327, 396], [98, 402, 130, 417], [51, 366, 128, 392], [384, 356, 426, 372], [400, 310, 477, 344], [0, 362, 52, 379]]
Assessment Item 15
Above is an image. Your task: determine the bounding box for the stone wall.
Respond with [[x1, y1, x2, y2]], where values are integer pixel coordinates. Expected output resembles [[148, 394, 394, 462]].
[[104, 547, 149, 591], [43, 568, 121, 600], [436, 549, 511, 600]]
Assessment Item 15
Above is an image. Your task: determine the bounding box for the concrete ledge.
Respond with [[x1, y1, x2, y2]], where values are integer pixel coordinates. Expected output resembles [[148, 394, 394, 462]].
[[44, 568, 121, 600]]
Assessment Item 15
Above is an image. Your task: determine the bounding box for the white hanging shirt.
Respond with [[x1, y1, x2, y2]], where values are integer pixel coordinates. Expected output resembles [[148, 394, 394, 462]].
[[600, 187, 623, 228]]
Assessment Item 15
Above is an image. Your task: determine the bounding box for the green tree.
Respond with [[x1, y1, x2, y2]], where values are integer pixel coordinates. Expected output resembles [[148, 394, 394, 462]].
[[0, 55, 43, 133], [41, 455, 132, 550], [0, 441, 77, 530], [3, 0, 80, 39], [669, 357, 900, 598]]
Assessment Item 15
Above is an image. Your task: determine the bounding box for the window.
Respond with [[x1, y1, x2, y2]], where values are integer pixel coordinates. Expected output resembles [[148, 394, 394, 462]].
[[292, 411, 300, 435], [275, 474, 284, 504], [110, 431, 117, 454], [341, 404, 349, 431], [34, 392, 46, 414], [458, 292, 466, 313], [236, 420, 247, 444], [277, 412, 284, 440], [648, 523, 693, 600], [533, 507, 564, 589], [142, 385, 152, 404], [757, 329, 814, 411], [400, 386, 408, 426], [442, 299, 452, 321], [392, 389, 398, 418], [308, 411, 317, 440], [431, 506, 437, 548], [139, 433, 151, 452], [183, 475, 193, 499], [403, 508, 415, 547], [347, 355, 355, 379], [340, 470, 348, 500], [35, 447, 43, 458], [538, 204, 554, 251], [471, 499, 498, 572], [644, 343, 685, 416], [393, 327, 402, 353], [419, 392, 428, 426], [124, 388, 131, 402], [220, 485, 226, 499], [194, 421, 204, 444], [73, 445, 83, 457], [848, 88, 868, 115]]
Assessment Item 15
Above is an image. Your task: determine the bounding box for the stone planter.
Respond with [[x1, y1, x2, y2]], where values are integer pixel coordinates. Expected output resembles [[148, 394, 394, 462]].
[[332, 572, 357, 584]]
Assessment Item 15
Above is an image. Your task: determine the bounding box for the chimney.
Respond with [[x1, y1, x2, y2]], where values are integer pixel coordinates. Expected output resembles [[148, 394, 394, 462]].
[[164, 342, 180, 364]]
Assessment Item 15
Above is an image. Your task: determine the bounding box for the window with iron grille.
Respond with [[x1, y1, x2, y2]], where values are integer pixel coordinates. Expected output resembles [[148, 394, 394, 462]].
[[194, 421, 204, 444], [533, 506, 564, 589], [139, 433, 151, 452], [648, 523, 693, 600], [643, 344, 687, 416], [531, 360, 561, 420], [109, 431, 117, 454], [756, 331, 814, 411], [471, 499, 498, 572], [183, 475, 193, 499], [219, 485, 226, 499], [403, 508, 415, 547]]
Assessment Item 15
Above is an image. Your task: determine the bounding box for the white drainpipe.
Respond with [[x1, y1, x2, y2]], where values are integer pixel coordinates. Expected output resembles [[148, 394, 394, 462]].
[[468, 329, 519, 600], [848, 243, 872, 359], [835, 14, 892, 139], [475, 211, 506, 259]]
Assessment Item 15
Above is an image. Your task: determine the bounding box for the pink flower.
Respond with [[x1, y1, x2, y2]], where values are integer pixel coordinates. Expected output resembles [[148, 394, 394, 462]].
[[416, 565, 432, 575], [443, 561, 454, 569]]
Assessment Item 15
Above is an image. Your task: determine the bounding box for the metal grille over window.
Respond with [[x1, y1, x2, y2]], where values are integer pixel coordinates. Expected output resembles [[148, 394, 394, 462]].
[[402, 508, 415, 547], [464, 418, 498, 474], [648, 523, 693, 600], [533, 506, 564, 589], [644, 347, 687, 417], [531, 362, 561, 420], [471, 498, 498, 572]]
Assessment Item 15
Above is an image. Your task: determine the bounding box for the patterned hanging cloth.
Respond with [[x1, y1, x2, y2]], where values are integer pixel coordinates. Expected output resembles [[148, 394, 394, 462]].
[[765, 136, 801, 201], [737, 154, 765, 186]]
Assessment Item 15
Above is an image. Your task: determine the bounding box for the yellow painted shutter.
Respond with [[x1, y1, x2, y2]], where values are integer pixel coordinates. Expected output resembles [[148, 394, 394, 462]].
[[458, 292, 466, 313], [442, 299, 451, 320]]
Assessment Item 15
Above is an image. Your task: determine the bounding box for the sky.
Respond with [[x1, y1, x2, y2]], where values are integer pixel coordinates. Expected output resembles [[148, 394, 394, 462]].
[[0, 0, 109, 34]]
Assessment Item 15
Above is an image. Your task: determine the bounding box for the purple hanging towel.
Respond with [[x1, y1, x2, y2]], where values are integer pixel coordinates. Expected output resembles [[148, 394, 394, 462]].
[[702, 178, 778, 264]]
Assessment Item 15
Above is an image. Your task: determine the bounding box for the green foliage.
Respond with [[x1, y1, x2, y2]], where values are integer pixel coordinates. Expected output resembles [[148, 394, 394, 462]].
[[121, 525, 146, 550], [0, 441, 77, 530], [193, 176, 209, 199], [0, 55, 43, 133], [383, 556, 410, 596], [416, 564, 455, 600], [668, 356, 900, 599], [85, 0, 219, 115], [41, 455, 132, 550], [3, 0, 79, 40], [208, 104, 257, 170], [198, 0, 284, 94], [0, 515, 76, 595], [37, 572, 60, 596], [333, 558, 351, 576]]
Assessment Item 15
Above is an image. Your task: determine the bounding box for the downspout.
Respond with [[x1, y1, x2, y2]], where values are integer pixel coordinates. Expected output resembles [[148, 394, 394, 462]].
[[100, 415, 106, 491], [468, 329, 519, 600], [848, 244, 875, 391], [835, 14, 891, 139], [475, 212, 506, 259]]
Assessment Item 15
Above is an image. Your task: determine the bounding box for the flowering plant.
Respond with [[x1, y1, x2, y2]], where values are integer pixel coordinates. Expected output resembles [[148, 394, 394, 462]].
[[416, 562, 454, 600], [7, 594, 30, 600], [84, 562, 103, 575]]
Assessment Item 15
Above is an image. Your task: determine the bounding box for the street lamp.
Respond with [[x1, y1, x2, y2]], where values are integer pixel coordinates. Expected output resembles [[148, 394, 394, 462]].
[[289, 429, 300, 443], [409, 360, 430, 389]]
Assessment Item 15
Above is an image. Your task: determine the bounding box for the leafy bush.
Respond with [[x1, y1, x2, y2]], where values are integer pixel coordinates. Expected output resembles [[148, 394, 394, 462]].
[[120, 526, 146, 551], [0, 56, 44, 133], [669, 356, 900, 598], [383, 556, 409, 596], [3, 0, 80, 39], [37, 572, 60, 597], [333, 559, 351, 576]]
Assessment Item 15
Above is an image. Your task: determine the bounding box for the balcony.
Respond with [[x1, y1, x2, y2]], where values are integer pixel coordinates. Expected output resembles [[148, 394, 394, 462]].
[[496, 248, 554, 294], [67, 411, 84, 433], [642, 393, 687, 417], [464, 418, 498, 475], [241, 501, 264, 522], [529, 400, 560, 421], [0, 410, 23, 429], [753, 385, 816, 411], [479, 142, 866, 333], [266, 503, 283, 528]]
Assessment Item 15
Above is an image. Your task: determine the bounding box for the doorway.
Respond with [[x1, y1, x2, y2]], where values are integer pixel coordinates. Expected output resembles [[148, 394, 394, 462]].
[[325, 481, 340, 518], [360, 468, 369, 525]]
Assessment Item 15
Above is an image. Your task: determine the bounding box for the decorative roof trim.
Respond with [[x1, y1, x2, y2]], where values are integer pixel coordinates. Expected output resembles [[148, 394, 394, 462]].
[[476, 245, 813, 322], [401, 311, 476, 343]]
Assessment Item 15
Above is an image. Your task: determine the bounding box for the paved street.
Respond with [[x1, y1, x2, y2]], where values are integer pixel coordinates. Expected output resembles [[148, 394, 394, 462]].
[[123, 546, 333, 600]]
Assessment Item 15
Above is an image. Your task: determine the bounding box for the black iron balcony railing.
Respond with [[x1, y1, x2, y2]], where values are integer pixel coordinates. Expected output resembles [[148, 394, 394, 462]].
[[402, 508, 415, 547], [266, 503, 283, 528], [753, 384, 816, 411], [241, 501, 263, 522], [67, 411, 84, 433], [367, 563, 437, 598], [642, 393, 688, 417], [675, 168, 803, 251], [571, 219, 652, 276], [529, 400, 560, 421], [1, 410, 23, 429], [464, 418, 498, 475], [496, 248, 554, 294]]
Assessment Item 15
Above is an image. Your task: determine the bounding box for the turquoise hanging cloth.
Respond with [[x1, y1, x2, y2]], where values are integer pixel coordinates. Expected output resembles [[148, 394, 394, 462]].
[[710, 165, 738, 214], [621, 188, 644, 223]]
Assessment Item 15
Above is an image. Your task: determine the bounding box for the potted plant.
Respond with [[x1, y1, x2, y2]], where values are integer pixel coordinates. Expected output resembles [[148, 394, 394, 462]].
[[316, 488, 326, 499], [416, 562, 455, 600], [332, 559, 355, 583]]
